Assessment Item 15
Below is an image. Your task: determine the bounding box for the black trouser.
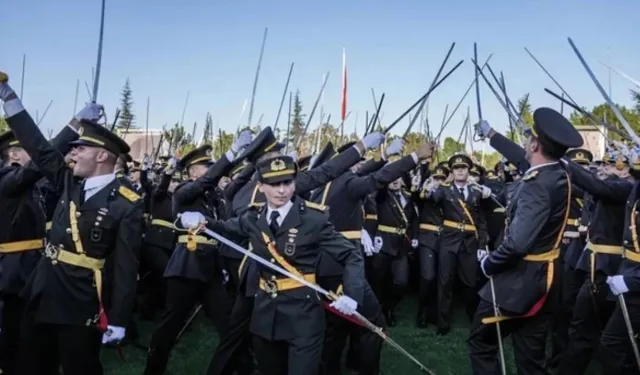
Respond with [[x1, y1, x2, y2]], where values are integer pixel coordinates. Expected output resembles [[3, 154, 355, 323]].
[[21, 323, 103, 375], [254, 332, 324, 375], [206, 292, 255, 375], [598, 292, 640, 375], [139, 243, 171, 319], [0, 294, 27, 375], [370, 252, 409, 312], [318, 276, 384, 375], [548, 263, 586, 367], [558, 271, 616, 375], [417, 231, 438, 322], [438, 248, 477, 329], [144, 277, 234, 375], [468, 299, 552, 375]]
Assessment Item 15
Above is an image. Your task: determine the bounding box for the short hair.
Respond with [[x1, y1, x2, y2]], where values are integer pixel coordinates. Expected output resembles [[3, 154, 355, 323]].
[[536, 132, 565, 160]]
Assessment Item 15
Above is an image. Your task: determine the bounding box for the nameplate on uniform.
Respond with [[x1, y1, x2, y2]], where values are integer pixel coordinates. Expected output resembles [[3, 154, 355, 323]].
[[285, 228, 297, 256]]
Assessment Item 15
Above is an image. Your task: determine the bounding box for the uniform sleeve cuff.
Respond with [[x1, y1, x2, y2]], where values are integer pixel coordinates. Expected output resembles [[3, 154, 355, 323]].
[[3, 99, 25, 118], [352, 144, 363, 157], [66, 123, 80, 134], [225, 150, 235, 162]]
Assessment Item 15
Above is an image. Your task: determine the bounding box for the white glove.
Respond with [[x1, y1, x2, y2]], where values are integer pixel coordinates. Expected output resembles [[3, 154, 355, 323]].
[[480, 257, 490, 278], [142, 155, 151, 171], [481, 185, 492, 199], [230, 129, 253, 154], [411, 174, 421, 190], [360, 229, 374, 257], [330, 295, 358, 315], [287, 151, 298, 162], [612, 141, 631, 159], [474, 120, 492, 138], [361, 132, 385, 150], [75, 102, 103, 122], [180, 211, 206, 229], [102, 325, 126, 344], [373, 236, 383, 253], [411, 239, 418, 249], [630, 148, 640, 166], [165, 157, 178, 174], [607, 275, 629, 296], [477, 249, 488, 262], [0, 72, 16, 101], [385, 138, 404, 157]]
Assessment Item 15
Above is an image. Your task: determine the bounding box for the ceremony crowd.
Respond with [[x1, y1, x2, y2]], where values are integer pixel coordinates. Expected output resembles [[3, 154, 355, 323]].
[[0, 68, 639, 375]]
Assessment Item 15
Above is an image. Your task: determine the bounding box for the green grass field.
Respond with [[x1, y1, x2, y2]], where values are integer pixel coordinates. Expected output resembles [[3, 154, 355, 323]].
[[102, 296, 598, 374]]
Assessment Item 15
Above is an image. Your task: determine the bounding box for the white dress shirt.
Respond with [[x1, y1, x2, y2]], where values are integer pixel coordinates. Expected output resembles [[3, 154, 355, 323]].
[[453, 183, 469, 200], [83, 173, 116, 201], [266, 200, 294, 226]]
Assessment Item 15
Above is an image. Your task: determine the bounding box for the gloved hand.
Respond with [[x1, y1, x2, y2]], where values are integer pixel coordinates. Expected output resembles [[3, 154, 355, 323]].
[[74, 102, 103, 122], [385, 138, 404, 157], [142, 155, 151, 171], [612, 141, 631, 159], [360, 229, 374, 257], [474, 120, 493, 138], [102, 325, 126, 344], [361, 132, 385, 150], [230, 129, 253, 154], [607, 275, 629, 296], [373, 236, 383, 253], [0, 72, 16, 101], [477, 249, 488, 262], [411, 174, 421, 191], [165, 156, 178, 174], [480, 185, 492, 199], [330, 295, 358, 315], [180, 211, 206, 229], [411, 239, 418, 249], [287, 151, 298, 162]]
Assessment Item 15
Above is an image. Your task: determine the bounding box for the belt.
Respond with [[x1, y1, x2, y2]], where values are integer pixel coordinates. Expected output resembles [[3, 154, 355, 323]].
[[624, 247, 640, 263], [259, 273, 316, 297], [0, 239, 44, 254], [483, 248, 559, 324], [566, 218, 579, 226], [178, 234, 218, 251], [586, 241, 623, 282], [151, 219, 175, 229], [340, 231, 361, 240], [442, 220, 476, 232], [46, 222, 52, 231], [364, 214, 377, 220], [419, 223, 440, 232], [377, 225, 406, 235]]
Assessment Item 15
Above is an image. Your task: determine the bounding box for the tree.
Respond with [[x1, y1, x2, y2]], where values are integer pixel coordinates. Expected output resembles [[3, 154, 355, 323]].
[[117, 78, 135, 129], [438, 136, 464, 160], [162, 123, 194, 156], [569, 103, 640, 141], [0, 115, 7, 134], [289, 90, 306, 147], [632, 90, 640, 114]]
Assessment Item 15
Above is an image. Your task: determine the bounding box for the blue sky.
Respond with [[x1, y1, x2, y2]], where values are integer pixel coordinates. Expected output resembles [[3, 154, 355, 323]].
[[2, 0, 639, 150]]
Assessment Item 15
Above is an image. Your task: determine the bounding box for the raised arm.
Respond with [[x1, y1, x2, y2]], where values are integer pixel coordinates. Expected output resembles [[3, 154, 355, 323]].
[[173, 153, 233, 204], [565, 161, 632, 202]]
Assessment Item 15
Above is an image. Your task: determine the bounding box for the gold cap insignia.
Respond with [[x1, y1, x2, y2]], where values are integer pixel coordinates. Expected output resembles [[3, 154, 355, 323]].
[[270, 159, 286, 171], [576, 152, 584, 159], [77, 126, 84, 136], [455, 157, 462, 163], [206, 149, 212, 156]]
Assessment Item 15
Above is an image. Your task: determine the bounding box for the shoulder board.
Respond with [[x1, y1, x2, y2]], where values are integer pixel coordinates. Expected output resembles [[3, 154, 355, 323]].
[[248, 202, 265, 209], [441, 183, 451, 187], [118, 186, 141, 202], [523, 170, 539, 181], [304, 201, 328, 212], [116, 172, 124, 179]]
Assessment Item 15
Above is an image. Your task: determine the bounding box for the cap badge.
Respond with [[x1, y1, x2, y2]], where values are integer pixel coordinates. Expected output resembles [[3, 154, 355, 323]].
[[270, 159, 286, 172]]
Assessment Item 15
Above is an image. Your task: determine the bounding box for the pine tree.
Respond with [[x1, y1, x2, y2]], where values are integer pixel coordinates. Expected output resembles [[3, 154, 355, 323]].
[[289, 90, 306, 146], [0, 116, 7, 134], [117, 78, 135, 129]]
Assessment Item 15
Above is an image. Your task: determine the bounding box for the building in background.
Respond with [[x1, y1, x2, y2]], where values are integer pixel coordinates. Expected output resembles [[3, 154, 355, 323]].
[[575, 124, 607, 161], [117, 128, 167, 161]]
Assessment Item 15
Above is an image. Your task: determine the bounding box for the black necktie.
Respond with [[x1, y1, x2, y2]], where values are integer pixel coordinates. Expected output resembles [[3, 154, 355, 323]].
[[269, 211, 280, 235], [459, 187, 465, 199], [79, 182, 86, 204]]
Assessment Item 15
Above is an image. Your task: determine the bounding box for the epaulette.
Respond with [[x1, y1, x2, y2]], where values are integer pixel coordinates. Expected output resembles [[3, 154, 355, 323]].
[[304, 201, 328, 212], [523, 170, 539, 181], [441, 183, 451, 187], [118, 186, 141, 202], [248, 202, 265, 209], [116, 172, 124, 179]]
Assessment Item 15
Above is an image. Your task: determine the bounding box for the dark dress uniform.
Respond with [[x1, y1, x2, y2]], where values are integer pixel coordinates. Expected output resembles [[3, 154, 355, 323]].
[[558, 157, 633, 375], [598, 181, 640, 374], [310, 145, 419, 374], [0, 128, 78, 375], [4, 110, 143, 375], [427, 154, 488, 332], [414, 162, 446, 327], [468, 107, 584, 375], [206, 134, 367, 375], [205, 156, 365, 375], [144, 145, 237, 375]]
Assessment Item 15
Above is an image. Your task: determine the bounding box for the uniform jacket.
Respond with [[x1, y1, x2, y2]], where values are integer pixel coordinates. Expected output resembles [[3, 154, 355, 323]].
[[6, 110, 143, 327], [206, 196, 365, 341], [144, 172, 176, 251], [374, 188, 418, 257]]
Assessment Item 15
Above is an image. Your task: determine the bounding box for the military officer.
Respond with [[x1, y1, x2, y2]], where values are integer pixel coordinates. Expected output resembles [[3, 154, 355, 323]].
[[468, 108, 583, 374], [0, 75, 144, 375], [144, 131, 252, 375], [181, 154, 365, 375]]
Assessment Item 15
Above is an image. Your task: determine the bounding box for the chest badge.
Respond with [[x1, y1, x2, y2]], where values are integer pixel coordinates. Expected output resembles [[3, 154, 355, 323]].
[[285, 229, 297, 256]]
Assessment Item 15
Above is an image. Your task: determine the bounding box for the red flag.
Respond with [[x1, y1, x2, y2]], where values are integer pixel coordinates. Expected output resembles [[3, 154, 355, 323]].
[[341, 48, 347, 121]]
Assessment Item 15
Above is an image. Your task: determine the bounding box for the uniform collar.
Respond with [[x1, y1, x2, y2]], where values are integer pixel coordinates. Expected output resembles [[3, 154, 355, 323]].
[[266, 199, 294, 224], [524, 161, 558, 176], [84, 173, 116, 191]]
